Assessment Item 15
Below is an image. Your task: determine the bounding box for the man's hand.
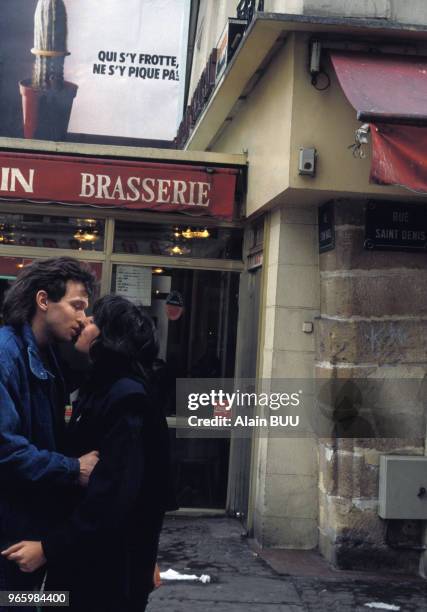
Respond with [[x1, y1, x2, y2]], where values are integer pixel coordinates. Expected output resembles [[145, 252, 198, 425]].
[[1, 541, 46, 573], [78, 450, 99, 486]]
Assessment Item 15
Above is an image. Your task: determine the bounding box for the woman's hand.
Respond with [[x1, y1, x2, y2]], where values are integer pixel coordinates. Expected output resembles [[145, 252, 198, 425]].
[[153, 563, 161, 588], [1, 541, 46, 573]]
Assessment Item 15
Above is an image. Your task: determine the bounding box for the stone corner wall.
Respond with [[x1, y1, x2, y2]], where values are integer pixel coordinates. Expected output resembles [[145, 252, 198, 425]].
[[316, 198, 427, 574]]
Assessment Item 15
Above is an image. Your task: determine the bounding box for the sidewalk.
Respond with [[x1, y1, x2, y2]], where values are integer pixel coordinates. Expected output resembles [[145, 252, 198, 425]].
[[147, 517, 427, 612]]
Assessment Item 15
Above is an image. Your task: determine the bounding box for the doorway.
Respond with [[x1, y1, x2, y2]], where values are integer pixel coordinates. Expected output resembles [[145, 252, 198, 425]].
[[111, 264, 240, 509]]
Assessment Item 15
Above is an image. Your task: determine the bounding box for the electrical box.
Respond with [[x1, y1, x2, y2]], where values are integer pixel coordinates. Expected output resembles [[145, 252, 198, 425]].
[[379, 455, 427, 519], [298, 148, 316, 176]]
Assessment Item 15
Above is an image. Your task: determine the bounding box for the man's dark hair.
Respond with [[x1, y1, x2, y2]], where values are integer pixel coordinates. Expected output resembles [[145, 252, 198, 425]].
[[2, 257, 96, 327], [90, 295, 158, 374]]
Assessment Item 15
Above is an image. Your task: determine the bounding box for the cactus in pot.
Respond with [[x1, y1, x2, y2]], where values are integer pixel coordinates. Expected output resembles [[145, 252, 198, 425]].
[[32, 0, 68, 90], [19, 0, 78, 140]]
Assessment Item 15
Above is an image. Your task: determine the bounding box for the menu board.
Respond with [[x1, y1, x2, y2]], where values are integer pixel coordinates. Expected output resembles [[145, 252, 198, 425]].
[[115, 265, 152, 306]]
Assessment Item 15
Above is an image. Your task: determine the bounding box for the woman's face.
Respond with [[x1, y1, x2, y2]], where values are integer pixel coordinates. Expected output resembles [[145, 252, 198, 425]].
[[74, 316, 100, 354]]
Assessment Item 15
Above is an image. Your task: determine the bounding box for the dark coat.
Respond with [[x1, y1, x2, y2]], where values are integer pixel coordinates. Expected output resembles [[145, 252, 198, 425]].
[[43, 359, 171, 612], [0, 323, 79, 548]]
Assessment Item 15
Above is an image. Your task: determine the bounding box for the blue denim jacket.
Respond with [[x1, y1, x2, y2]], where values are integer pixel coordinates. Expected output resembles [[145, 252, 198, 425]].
[[0, 323, 79, 544]]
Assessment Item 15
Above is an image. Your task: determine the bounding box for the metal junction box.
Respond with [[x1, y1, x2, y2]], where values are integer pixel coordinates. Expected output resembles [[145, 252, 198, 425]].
[[379, 455, 427, 520]]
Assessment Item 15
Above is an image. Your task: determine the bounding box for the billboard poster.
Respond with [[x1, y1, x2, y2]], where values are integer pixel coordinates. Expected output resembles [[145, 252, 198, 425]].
[[0, 0, 190, 143]]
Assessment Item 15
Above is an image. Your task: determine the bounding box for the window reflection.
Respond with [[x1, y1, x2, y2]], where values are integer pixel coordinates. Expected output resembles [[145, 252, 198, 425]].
[[0, 214, 105, 251], [114, 220, 242, 260], [111, 265, 240, 414]]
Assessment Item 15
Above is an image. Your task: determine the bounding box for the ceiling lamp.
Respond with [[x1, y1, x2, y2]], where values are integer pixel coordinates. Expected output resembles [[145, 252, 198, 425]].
[[73, 229, 99, 243], [166, 244, 190, 256], [181, 228, 210, 239]]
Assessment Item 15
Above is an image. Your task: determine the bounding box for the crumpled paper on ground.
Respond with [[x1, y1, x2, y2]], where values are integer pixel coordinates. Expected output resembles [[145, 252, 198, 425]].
[[160, 568, 211, 584], [364, 603, 400, 611]]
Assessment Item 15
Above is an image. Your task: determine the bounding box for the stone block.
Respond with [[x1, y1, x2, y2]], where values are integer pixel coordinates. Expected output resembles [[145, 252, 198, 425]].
[[319, 488, 345, 536], [274, 307, 319, 352], [319, 445, 379, 499], [315, 363, 427, 381], [314, 364, 379, 379], [324, 495, 385, 545], [333, 198, 366, 226], [321, 271, 427, 318], [278, 222, 318, 267], [318, 529, 336, 564], [265, 264, 279, 308], [319, 487, 421, 572], [266, 437, 317, 476], [336, 451, 363, 499], [316, 318, 427, 365], [271, 264, 319, 309], [264, 473, 318, 519], [262, 349, 273, 378], [264, 306, 276, 350], [271, 349, 315, 379], [281, 206, 317, 226], [257, 514, 318, 549], [353, 438, 424, 452], [358, 461, 379, 499], [334, 536, 420, 573], [318, 443, 336, 495], [268, 209, 282, 266]]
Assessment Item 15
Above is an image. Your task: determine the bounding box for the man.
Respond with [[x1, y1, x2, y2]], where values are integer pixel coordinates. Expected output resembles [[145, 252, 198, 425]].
[[0, 257, 99, 602]]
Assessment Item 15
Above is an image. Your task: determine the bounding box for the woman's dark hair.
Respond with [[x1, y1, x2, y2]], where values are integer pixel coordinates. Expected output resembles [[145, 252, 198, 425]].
[[90, 295, 158, 375], [2, 257, 96, 327]]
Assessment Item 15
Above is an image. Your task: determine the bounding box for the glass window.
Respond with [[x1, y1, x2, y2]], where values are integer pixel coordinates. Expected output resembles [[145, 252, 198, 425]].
[[111, 265, 240, 413], [113, 220, 243, 260], [0, 213, 105, 251]]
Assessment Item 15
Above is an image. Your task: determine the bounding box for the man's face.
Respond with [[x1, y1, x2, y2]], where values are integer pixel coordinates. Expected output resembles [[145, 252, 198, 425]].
[[45, 280, 89, 343], [74, 317, 100, 354]]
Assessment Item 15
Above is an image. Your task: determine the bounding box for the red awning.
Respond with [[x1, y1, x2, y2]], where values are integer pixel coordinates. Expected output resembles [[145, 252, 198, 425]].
[[330, 51, 427, 194], [370, 124, 427, 193], [0, 152, 239, 220]]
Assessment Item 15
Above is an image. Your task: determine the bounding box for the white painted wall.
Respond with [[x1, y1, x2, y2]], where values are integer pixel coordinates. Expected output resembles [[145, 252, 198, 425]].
[[264, 0, 391, 18], [390, 0, 427, 25], [306, 0, 390, 18], [263, 0, 304, 12], [269, 0, 427, 25]]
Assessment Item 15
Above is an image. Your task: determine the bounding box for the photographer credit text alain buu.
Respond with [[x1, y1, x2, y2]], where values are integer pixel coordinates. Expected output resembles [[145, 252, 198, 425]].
[[186, 389, 302, 429]]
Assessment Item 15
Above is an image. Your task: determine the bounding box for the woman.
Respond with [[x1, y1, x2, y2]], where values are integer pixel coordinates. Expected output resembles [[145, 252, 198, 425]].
[[3, 295, 171, 611]]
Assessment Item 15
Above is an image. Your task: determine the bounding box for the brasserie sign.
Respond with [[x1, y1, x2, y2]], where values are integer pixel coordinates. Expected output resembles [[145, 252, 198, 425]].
[[0, 152, 238, 220]]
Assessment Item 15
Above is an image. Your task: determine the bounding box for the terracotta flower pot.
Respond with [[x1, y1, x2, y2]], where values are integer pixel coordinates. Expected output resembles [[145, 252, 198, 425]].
[[19, 78, 78, 140]]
